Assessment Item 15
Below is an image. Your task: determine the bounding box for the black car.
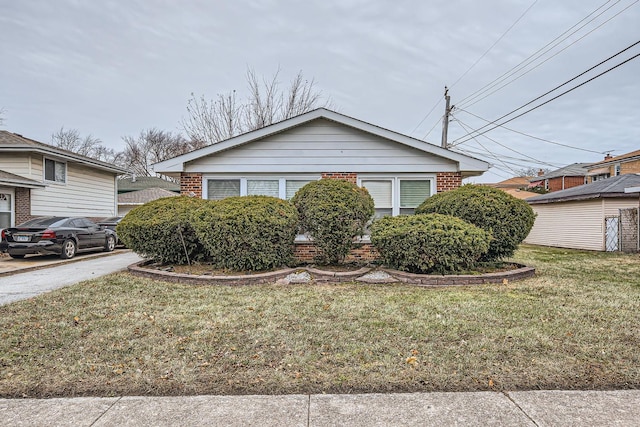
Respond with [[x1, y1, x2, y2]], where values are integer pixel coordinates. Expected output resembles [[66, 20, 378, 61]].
[[97, 216, 124, 245], [0, 216, 116, 259]]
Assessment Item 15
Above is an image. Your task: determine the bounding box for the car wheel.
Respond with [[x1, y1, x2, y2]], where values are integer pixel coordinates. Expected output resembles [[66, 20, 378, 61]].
[[61, 239, 77, 259], [104, 235, 116, 252], [9, 253, 25, 259]]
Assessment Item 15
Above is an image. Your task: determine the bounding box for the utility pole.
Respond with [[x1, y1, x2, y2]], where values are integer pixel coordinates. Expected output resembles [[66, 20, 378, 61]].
[[441, 86, 451, 148]]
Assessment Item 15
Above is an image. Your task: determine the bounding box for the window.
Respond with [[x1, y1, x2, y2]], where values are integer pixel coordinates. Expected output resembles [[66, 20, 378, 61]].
[[207, 179, 240, 200], [0, 193, 11, 229], [615, 163, 621, 176], [361, 180, 392, 218], [44, 158, 66, 183], [247, 180, 279, 197], [399, 180, 431, 215], [360, 177, 433, 217], [205, 177, 318, 200]]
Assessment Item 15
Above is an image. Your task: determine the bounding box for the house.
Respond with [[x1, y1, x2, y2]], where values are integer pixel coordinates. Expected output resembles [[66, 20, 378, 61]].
[[153, 108, 489, 260], [528, 163, 591, 192], [0, 131, 127, 228], [117, 187, 178, 216], [485, 176, 539, 199], [587, 150, 640, 183], [525, 174, 640, 252]]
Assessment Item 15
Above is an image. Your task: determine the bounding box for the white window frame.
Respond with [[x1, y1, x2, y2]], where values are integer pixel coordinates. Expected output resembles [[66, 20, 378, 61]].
[[358, 175, 436, 216], [0, 187, 15, 229], [43, 157, 67, 184], [202, 175, 321, 200]]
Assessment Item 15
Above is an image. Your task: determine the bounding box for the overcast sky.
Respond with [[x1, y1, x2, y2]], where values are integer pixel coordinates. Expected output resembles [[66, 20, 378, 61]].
[[1, 0, 638, 182]]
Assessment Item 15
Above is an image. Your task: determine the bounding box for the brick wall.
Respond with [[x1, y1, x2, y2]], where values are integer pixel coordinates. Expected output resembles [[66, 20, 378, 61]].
[[321, 172, 357, 184], [548, 176, 585, 192], [180, 173, 203, 198], [14, 188, 32, 225], [621, 159, 640, 175], [436, 172, 462, 192], [294, 241, 379, 263]]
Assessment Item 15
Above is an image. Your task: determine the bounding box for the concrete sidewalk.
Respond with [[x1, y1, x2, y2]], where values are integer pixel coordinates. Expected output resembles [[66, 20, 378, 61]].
[[1, 390, 638, 426]]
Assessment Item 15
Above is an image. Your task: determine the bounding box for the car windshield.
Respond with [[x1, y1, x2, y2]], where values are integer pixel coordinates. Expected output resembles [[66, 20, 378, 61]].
[[17, 217, 68, 228]]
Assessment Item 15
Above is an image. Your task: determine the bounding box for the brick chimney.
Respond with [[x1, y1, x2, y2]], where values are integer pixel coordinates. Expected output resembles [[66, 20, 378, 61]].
[[537, 169, 545, 176]]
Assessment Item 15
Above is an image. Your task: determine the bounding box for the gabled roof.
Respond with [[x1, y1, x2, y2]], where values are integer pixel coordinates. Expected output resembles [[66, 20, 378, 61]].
[[488, 176, 531, 189], [153, 108, 489, 174], [0, 169, 46, 189], [531, 163, 592, 181], [118, 176, 180, 193], [528, 174, 640, 204], [118, 187, 178, 205], [0, 131, 127, 174], [589, 149, 640, 168], [500, 188, 540, 199]]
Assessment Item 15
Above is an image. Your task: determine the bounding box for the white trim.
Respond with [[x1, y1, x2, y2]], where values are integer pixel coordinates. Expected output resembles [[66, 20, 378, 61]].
[[358, 174, 436, 216], [202, 174, 321, 200], [43, 157, 67, 185], [154, 109, 489, 174], [0, 187, 15, 228]]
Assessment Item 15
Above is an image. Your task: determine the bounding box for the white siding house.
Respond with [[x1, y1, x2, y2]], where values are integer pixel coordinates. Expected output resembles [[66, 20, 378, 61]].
[[154, 108, 489, 216], [525, 174, 640, 251], [0, 131, 127, 226]]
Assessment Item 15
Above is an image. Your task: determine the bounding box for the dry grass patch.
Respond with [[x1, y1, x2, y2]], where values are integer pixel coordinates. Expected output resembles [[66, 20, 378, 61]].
[[0, 245, 638, 397]]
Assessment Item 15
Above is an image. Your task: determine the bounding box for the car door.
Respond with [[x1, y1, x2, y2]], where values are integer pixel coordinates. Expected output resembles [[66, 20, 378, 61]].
[[81, 218, 105, 247], [68, 218, 92, 249]]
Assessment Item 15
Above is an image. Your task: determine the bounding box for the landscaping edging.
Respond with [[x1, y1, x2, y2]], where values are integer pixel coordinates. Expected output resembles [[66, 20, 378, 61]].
[[128, 260, 535, 286]]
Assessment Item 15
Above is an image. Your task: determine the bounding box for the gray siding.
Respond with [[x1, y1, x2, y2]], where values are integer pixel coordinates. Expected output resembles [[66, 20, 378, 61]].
[[185, 119, 458, 174]]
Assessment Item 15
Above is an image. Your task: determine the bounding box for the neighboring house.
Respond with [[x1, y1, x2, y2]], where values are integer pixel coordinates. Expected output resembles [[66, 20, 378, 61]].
[[485, 176, 538, 199], [117, 175, 180, 194], [118, 187, 178, 216], [586, 150, 640, 183], [153, 108, 489, 260], [525, 174, 640, 252], [528, 163, 591, 192], [0, 131, 127, 228]]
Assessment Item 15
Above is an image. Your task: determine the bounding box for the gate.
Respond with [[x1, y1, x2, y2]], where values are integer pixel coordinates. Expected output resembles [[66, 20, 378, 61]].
[[619, 208, 639, 253], [605, 216, 619, 252]]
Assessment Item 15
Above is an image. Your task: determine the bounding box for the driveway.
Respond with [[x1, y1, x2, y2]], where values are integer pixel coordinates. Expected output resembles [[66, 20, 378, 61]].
[[0, 251, 143, 305]]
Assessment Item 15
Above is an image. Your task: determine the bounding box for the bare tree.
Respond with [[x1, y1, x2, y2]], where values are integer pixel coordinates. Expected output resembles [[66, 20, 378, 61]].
[[182, 68, 329, 145], [121, 128, 195, 177], [0, 108, 5, 126], [517, 167, 551, 177], [51, 127, 120, 163]]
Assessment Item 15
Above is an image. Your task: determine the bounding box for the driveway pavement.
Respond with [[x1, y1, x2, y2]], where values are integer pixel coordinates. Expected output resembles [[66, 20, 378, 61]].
[[0, 251, 143, 305]]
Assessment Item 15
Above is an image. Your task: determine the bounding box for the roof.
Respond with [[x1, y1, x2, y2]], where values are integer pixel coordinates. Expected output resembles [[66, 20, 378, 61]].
[[527, 174, 640, 204], [487, 176, 531, 189], [118, 176, 180, 193], [118, 187, 179, 205], [589, 149, 640, 168], [500, 188, 540, 200], [153, 108, 489, 175], [0, 131, 127, 174], [531, 163, 592, 181], [0, 169, 46, 189]]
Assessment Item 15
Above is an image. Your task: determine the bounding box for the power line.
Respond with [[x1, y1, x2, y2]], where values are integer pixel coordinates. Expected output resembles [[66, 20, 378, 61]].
[[456, 0, 628, 108], [459, 0, 639, 109], [452, 44, 640, 145], [450, 0, 538, 89], [455, 108, 610, 154], [410, 97, 442, 135]]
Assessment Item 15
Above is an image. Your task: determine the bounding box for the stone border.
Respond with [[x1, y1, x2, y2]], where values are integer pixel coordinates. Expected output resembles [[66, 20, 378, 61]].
[[128, 260, 535, 286]]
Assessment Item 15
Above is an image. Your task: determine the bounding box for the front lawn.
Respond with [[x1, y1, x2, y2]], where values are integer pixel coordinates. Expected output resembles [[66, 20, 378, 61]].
[[0, 245, 638, 397]]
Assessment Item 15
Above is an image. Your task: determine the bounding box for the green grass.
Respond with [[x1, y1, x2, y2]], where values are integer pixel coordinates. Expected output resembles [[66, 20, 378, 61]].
[[0, 245, 638, 397]]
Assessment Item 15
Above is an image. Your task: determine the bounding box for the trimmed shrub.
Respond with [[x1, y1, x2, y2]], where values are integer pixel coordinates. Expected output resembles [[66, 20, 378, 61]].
[[191, 196, 299, 271], [116, 196, 209, 264], [370, 213, 491, 274], [291, 179, 374, 264], [415, 184, 536, 261]]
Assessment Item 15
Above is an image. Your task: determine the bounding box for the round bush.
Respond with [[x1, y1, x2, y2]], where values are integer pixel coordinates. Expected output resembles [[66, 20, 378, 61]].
[[415, 185, 536, 261], [370, 213, 491, 274], [291, 179, 374, 264], [116, 196, 209, 264], [191, 196, 299, 271]]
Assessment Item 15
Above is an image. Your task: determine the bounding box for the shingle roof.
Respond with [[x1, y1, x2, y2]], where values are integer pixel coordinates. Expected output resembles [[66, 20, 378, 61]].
[[488, 177, 531, 188], [118, 176, 180, 193], [527, 174, 640, 204], [0, 130, 127, 174], [0, 169, 46, 188], [118, 187, 179, 205], [589, 149, 640, 168], [531, 163, 592, 181]]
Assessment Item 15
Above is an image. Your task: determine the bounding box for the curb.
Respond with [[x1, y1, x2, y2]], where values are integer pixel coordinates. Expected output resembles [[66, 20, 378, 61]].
[[0, 249, 130, 278], [128, 260, 535, 286]]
